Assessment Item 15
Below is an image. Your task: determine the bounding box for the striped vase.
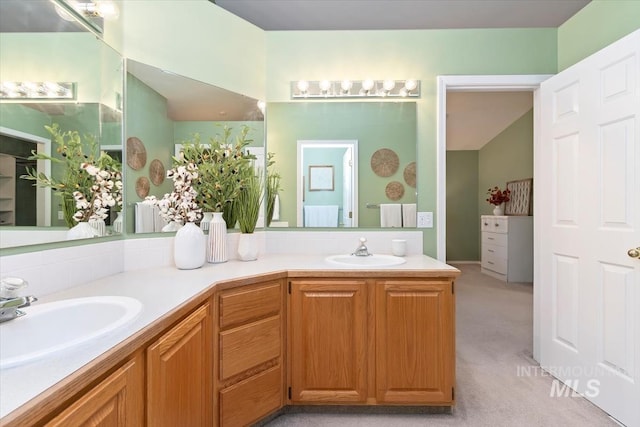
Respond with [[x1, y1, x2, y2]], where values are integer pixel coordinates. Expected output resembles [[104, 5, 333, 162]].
[[207, 212, 228, 263]]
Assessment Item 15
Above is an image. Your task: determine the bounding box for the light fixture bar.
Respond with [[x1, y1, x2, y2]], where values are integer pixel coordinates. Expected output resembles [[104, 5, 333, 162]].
[[291, 79, 420, 99], [0, 82, 77, 100]]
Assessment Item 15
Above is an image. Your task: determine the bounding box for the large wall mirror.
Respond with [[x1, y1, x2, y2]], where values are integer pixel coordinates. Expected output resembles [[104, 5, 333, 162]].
[[125, 59, 265, 235], [0, 0, 123, 249], [266, 101, 417, 229]]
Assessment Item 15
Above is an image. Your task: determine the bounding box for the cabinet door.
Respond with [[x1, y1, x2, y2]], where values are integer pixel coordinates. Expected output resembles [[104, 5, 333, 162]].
[[46, 355, 143, 427], [290, 279, 367, 403], [376, 280, 454, 404], [147, 302, 213, 427]]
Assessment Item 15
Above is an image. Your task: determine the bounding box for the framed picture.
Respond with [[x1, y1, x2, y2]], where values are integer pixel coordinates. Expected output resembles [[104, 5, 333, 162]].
[[308, 165, 334, 191], [505, 178, 533, 215]]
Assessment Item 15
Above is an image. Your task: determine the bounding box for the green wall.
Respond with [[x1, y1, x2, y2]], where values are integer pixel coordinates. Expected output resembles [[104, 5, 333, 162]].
[[478, 109, 534, 217], [266, 28, 556, 256], [558, 0, 640, 71], [267, 102, 417, 228], [446, 151, 479, 262]]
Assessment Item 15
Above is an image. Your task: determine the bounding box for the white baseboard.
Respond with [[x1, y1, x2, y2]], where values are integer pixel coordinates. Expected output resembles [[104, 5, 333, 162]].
[[447, 260, 480, 264]]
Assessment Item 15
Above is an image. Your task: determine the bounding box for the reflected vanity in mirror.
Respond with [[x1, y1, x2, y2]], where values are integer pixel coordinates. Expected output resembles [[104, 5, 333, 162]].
[[266, 101, 417, 229], [0, 0, 123, 249], [124, 59, 265, 235]]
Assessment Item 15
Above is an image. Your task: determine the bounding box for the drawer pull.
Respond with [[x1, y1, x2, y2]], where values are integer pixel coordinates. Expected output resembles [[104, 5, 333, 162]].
[[487, 261, 494, 265], [484, 222, 488, 226], [494, 223, 499, 227], [488, 249, 494, 253], [488, 237, 494, 240]]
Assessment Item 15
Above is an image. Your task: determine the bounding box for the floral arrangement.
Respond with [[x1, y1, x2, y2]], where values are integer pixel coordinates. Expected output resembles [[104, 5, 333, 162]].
[[154, 163, 202, 224], [235, 168, 264, 234], [176, 125, 254, 214], [21, 124, 122, 227], [486, 186, 511, 206]]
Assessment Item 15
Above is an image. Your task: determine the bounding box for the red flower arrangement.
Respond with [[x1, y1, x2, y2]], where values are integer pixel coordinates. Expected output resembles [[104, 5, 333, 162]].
[[486, 186, 511, 206]]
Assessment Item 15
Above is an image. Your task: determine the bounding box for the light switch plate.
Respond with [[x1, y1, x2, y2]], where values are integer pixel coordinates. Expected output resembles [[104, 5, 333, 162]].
[[417, 211, 433, 228]]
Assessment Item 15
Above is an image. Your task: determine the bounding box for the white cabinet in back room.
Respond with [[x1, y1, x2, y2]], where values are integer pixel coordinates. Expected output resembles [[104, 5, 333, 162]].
[[480, 215, 533, 282]]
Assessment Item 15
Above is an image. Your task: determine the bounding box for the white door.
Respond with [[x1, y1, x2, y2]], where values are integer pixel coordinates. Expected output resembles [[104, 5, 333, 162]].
[[539, 29, 640, 426]]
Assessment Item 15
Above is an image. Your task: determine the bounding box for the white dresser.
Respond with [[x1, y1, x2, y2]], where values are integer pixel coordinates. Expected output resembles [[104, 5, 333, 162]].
[[480, 215, 533, 282]]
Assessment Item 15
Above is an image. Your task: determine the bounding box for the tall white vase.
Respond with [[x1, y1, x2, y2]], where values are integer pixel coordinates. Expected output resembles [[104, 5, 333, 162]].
[[174, 222, 206, 270], [200, 212, 213, 231], [88, 218, 106, 237], [207, 212, 227, 263], [237, 233, 259, 261], [113, 211, 124, 234]]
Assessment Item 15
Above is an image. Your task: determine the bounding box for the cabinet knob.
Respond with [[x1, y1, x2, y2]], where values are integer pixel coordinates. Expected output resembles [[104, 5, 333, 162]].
[[494, 223, 499, 227], [484, 222, 488, 226]]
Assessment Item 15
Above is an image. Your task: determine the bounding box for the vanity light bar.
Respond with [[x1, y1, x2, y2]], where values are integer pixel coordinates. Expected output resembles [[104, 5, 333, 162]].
[[0, 82, 76, 100], [291, 79, 420, 99]]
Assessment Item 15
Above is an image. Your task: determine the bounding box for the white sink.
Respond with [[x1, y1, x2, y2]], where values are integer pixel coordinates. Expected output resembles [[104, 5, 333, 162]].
[[0, 296, 142, 369], [325, 254, 407, 267]]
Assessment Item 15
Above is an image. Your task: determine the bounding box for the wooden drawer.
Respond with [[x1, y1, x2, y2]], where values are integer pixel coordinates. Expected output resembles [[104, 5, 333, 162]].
[[481, 216, 508, 233], [220, 315, 281, 380], [219, 281, 281, 329], [482, 247, 507, 274], [219, 365, 282, 427], [482, 231, 507, 247]]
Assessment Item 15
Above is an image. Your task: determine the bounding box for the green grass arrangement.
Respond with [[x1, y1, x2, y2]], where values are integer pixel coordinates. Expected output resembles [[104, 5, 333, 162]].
[[236, 169, 264, 234], [265, 152, 281, 227]]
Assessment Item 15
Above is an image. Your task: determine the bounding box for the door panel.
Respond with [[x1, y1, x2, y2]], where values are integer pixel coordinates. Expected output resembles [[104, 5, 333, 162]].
[[540, 29, 640, 427]]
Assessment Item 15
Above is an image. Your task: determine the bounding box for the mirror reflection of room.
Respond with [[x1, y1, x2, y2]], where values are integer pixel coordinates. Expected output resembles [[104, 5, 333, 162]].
[[267, 101, 417, 228]]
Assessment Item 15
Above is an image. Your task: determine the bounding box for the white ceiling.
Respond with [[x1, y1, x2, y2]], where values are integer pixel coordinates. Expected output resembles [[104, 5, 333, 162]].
[[446, 92, 533, 150]]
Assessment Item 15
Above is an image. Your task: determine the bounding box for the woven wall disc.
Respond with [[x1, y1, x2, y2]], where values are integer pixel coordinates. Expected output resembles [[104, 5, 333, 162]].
[[149, 159, 165, 186], [371, 148, 399, 177], [385, 181, 405, 201], [135, 176, 150, 198], [403, 162, 416, 188], [126, 137, 147, 171]]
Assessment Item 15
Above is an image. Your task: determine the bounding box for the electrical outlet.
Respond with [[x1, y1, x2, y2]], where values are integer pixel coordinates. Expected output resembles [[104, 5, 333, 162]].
[[417, 211, 433, 228], [58, 210, 64, 220]]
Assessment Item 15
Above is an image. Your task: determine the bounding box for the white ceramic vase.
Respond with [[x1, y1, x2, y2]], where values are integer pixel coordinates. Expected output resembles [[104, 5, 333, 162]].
[[237, 233, 259, 261], [174, 222, 206, 270], [88, 218, 106, 237], [113, 211, 124, 234], [492, 203, 505, 216], [66, 222, 99, 240], [162, 221, 183, 232], [207, 212, 227, 263], [200, 212, 213, 232]]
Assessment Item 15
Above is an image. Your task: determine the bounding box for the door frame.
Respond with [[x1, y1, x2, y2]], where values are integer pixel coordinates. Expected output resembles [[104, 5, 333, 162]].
[[436, 74, 551, 360]]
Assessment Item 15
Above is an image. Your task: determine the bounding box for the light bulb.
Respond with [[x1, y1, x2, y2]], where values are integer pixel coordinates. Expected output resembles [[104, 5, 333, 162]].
[[297, 80, 309, 93], [96, 1, 120, 19], [319, 80, 332, 92], [404, 79, 418, 91], [383, 80, 396, 91], [341, 80, 353, 92], [257, 100, 266, 113], [361, 79, 375, 92]]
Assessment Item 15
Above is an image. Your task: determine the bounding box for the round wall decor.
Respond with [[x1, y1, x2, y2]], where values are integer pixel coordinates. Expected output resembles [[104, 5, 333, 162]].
[[385, 181, 405, 201], [403, 162, 416, 188], [370, 148, 399, 177], [149, 159, 165, 186], [135, 176, 151, 198], [126, 137, 147, 171]]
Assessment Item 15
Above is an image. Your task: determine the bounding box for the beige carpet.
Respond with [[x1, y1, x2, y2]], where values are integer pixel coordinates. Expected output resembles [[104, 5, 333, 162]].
[[264, 263, 618, 427]]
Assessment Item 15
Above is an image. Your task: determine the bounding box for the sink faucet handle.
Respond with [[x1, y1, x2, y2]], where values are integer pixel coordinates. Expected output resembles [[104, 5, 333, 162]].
[[359, 237, 367, 243], [0, 277, 28, 299]]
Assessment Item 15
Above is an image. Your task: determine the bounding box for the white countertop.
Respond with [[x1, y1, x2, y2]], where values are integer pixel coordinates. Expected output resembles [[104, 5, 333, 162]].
[[0, 253, 457, 419]]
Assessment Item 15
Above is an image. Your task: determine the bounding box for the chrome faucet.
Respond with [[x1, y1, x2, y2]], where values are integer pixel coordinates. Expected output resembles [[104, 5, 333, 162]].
[[352, 237, 372, 257], [0, 277, 37, 323]]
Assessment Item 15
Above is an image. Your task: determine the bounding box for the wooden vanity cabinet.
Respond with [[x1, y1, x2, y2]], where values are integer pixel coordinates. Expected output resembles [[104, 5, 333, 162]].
[[45, 354, 144, 427], [215, 279, 285, 427], [289, 279, 368, 403], [147, 301, 213, 427], [376, 279, 455, 404], [289, 276, 455, 406]]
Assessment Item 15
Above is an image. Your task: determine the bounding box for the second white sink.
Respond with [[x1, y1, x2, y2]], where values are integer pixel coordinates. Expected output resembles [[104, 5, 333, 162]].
[[325, 254, 406, 267], [0, 296, 142, 369]]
